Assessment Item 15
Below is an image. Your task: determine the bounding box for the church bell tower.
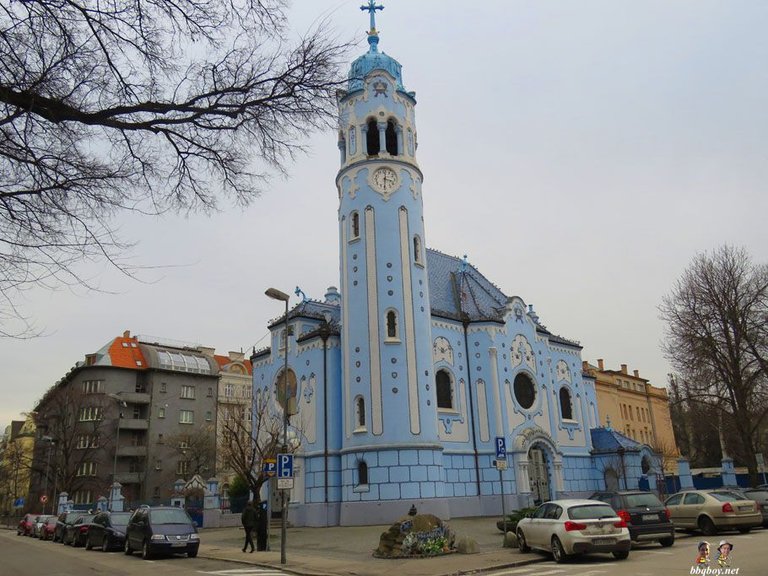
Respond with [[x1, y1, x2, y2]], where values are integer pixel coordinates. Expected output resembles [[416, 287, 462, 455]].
[[335, 2, 446, 521]]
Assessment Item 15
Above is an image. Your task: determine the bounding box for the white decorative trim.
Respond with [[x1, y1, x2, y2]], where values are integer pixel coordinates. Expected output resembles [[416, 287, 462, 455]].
[[399, 206, 420, 435], [489, 347, 503, 437], [477, 379, 490, 442], [341, 220, 351, 439], [365, 207, 383, 436]]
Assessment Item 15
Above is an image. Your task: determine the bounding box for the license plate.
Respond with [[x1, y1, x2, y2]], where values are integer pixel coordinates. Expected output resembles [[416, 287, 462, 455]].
[[592, 538, 616, 545], [171, 542, 186, 547], [642, 514, 658, 521], [738, 506, 752, 511]]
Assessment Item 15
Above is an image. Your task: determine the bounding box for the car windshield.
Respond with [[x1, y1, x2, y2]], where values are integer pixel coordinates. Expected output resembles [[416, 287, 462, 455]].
[[149, 508, 192, 525], [110, 513, 132, 526], [64, 512, 81, 523], [46, 518, 58, 526], [77, 515, 96, 524], [624, 493, 663, 507], [710, 492, 746, 502], [745, 490, 768, 499], [568, 504, 617, 520]]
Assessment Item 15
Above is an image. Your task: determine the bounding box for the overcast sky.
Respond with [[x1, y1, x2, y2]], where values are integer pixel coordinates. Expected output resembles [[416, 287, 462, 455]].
[[2, 0, 767, 431]]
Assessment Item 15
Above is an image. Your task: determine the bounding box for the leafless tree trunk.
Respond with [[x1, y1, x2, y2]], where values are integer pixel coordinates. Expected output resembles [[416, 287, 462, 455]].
[[660, 245, 768, 486], [0, 0, 350, 335]]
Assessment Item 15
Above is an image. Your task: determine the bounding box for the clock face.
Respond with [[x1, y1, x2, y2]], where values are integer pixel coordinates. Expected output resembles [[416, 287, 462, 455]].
[[372, 167, 398, 193]]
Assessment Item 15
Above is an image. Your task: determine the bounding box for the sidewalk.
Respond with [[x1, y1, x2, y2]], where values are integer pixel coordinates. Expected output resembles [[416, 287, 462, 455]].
[[198, 517, 545, 576]]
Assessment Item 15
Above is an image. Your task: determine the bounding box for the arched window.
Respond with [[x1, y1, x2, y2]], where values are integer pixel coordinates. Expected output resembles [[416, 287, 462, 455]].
[[366, 119, 379, 155], [358, 460, 369, 485], [354, 395, 366, 430], [385, 309, 398, 340], [338, 131, 346, 163], [559, 387, 573, 420], [350, 211, 360, 239], [436, 369, 453, 409], [413, 235, 422, 264], [513, 372, 536, 409], [385, 119, 398, 155]]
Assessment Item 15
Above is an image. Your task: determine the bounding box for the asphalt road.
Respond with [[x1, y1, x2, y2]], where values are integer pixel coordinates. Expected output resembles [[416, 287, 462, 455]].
[[0, 530, 287, 576], [483, 529, 765, 576]]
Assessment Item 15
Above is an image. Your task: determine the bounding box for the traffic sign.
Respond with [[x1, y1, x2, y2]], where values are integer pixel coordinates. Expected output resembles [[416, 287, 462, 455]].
[[263, 459, 277, 477], [13, 497, 24, 509], [40, 495, 48, 504], [277, 478, 294, 490], [277, 453, 293, 478], [495, 436, 507, 459]]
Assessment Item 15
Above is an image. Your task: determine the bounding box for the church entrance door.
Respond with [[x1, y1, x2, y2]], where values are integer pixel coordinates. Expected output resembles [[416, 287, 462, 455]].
[[528, 447, 550, 504]]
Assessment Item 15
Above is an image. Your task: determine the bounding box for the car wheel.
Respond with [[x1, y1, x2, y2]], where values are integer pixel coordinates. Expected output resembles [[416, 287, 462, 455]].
[[188, 548, 198, 558], [516, 529, 530, 553], [737, 527, 751, 534], [102, 535, 109, 552], [124, 540, 133, 555], [85, 535, 93, 550], [612, 550, 629, 560], [142, 540, 152, 560], [699, 516, 717, 536], [659, 536, 675, 547], [551, 536, 569, 564]]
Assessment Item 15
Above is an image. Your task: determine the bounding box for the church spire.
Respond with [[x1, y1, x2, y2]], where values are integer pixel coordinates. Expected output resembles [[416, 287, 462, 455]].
[[360, 1, 384, 53]]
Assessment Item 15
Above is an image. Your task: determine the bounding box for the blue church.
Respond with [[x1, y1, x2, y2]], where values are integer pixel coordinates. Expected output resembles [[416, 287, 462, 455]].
[[251, 3, 657, 527]]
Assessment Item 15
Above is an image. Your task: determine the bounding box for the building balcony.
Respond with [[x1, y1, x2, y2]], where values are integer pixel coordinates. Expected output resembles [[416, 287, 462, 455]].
[[117, 445, 148, 457], [121, 392, 151, 404], [114, 472, 143, 484], [118, 418, 149, 430]]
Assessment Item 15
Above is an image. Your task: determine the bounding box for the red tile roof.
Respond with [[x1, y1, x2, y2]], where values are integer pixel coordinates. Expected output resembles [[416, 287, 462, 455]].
[[107, 335, 148, 369], [213, 354, 252, 375]]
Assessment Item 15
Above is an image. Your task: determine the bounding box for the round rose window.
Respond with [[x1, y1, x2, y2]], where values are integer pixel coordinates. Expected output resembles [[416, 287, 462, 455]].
[[513, 372, 536, 409]]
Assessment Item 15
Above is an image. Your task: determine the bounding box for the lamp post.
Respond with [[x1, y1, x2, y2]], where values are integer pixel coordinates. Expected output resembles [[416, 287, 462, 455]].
[[265, 287, 290, 565], [108, 393, 127, 510], [41, 436, 55, 515]]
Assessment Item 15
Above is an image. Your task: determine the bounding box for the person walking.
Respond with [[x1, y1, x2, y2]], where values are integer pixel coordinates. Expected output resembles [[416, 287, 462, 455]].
[[241, 500, 257, 553]]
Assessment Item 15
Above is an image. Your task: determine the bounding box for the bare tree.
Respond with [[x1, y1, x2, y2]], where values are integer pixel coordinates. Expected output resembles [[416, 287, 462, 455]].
[[217, 391, 297, 501], [660, 245, 768, 485], [0, 0, 349, 334], [165, 425, 216, 481]]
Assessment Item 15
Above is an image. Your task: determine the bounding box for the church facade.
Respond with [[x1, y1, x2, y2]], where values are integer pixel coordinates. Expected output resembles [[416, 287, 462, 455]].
[[251, 5, 655, 527]]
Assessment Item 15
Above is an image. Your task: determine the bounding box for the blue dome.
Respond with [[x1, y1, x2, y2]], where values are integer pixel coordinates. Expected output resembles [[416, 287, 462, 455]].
[[348, 33, 405, 92]]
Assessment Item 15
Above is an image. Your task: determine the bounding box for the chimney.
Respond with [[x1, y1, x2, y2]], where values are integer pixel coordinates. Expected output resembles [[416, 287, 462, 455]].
[[633, 369, 639, 378], [597, 359, 604, 371], [621, 364, 628, 374], [123, 330, 131, 338]]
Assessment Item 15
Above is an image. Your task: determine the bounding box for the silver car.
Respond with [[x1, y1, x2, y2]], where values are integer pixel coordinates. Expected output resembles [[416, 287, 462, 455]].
[[516, 499, 631, 563]]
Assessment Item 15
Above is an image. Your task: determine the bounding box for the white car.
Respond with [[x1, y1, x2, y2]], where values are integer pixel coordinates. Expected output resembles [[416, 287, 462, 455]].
[[516, 499, 631, 563]]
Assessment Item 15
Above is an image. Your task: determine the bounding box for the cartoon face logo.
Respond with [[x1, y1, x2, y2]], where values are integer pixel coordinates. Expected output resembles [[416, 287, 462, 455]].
[[695, 541, 710, 567], [716, 540, 733, 567]]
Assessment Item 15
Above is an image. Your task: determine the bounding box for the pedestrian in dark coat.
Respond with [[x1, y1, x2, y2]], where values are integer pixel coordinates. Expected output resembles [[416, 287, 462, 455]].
[[241, 500, 257, 552]]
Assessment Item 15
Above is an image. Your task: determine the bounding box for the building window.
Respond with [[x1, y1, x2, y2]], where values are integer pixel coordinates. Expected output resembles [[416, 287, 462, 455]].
[[76, 462, 97, 477], [177, 460, 190, 475], [207, 387, 213, 397], [513, 373, 536, 409], [224, 383, 234, 398], [158, 433, 164, 444], [181, 385, 195, 399], [366, 119, 379, 155], [413, 235, 422, 265], [205, 410, 213, 421], [357, 460, 369, 486], [350, 211, 360, 239], [179, 410, 194, 424], [81, 380, 103, 394], [73, 491, 93, 504], [155, 458, 162, 471], [158, 407, 166, 419], [178, 435, 190, 449], [385, 119, 398, 155], [354, 396, 366, 431], [435, 369, 454, 410], [385, 309, 399, 341], [160, 382, 167, 393], [559, 387, 573, 420], [136, 382, 146, 393], [76, 434, 99, 449], [78, 406, 103, 421], [153, 487, 161, 498]]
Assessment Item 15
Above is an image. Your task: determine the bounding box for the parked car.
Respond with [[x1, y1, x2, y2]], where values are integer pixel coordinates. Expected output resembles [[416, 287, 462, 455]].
[[32, 515, 55, 538], [39, 516, 58, 540], [17, 513, 38, 536], [588, 491, 675, 547], [125, 506, 199, 559], [516, 499, 631, 563], [721, 488, 768, 527], [54, 511, 83, 543], [664, 489, 762, 535], [86, 511, 132, 551], [63, 514, 95, 547]]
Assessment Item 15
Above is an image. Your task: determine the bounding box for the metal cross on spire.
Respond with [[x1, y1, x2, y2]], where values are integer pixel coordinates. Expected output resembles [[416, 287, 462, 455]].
[[360, 1, 384, 34]]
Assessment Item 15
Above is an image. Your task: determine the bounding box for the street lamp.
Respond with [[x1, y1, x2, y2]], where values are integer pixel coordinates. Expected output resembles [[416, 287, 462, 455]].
[[108, 393, 127, 510], [265, 287, 290, 565], [41, 436, 55, 515]]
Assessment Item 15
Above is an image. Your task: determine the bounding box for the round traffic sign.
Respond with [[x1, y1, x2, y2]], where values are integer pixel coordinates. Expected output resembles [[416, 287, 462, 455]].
[[40, 495, 48, 503]]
